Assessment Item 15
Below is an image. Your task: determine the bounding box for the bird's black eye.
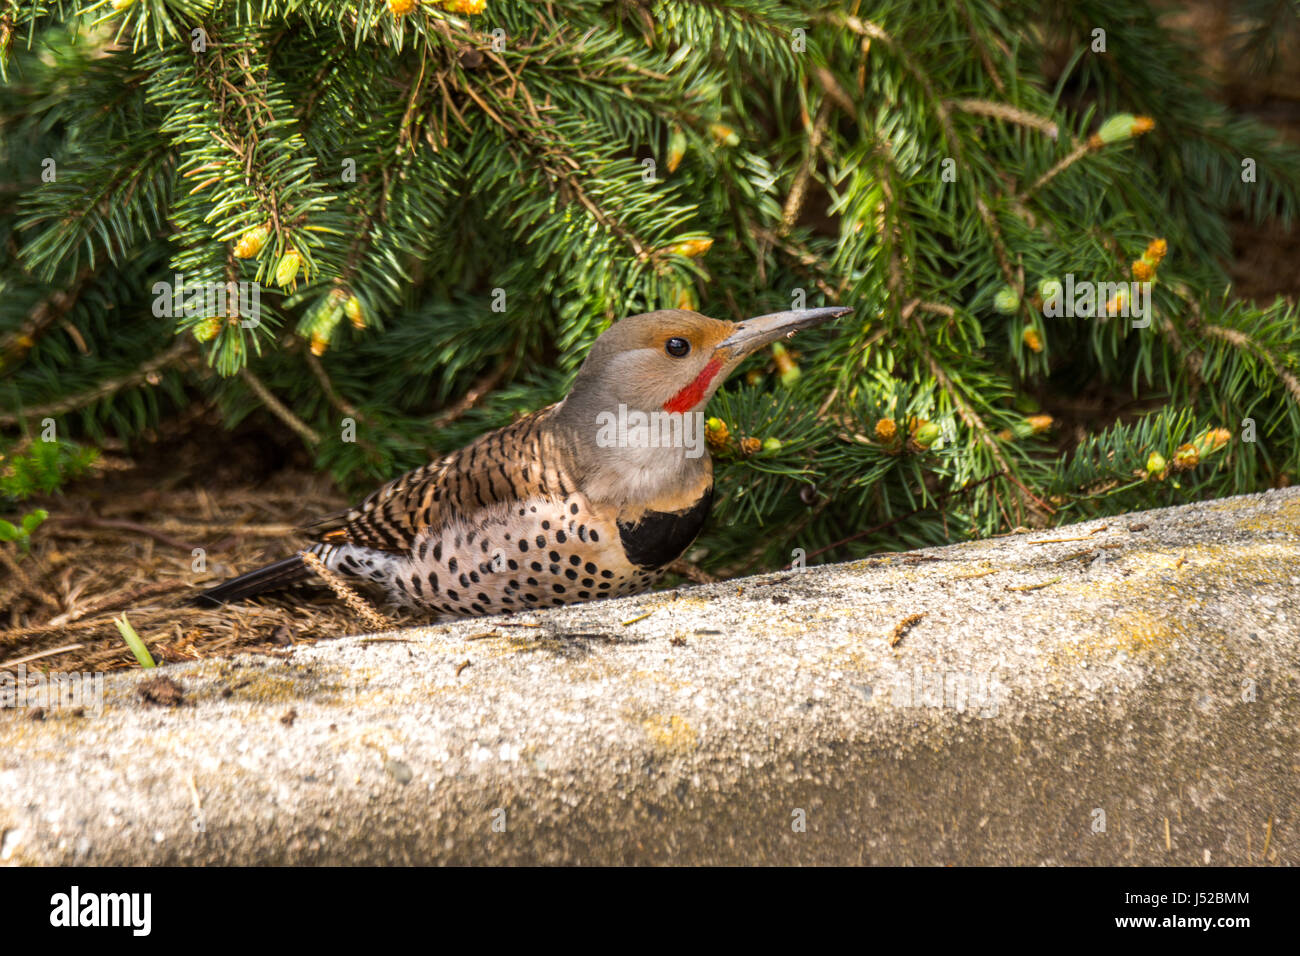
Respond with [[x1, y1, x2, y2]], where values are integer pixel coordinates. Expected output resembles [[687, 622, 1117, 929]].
[[665, 337, 691, 357]]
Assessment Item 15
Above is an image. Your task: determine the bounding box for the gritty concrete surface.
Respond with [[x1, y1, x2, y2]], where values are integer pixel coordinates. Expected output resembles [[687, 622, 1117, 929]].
[[2, 487, 1298, 865]]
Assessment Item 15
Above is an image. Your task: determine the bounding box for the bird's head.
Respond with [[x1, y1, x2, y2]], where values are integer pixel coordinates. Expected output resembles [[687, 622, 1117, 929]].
[[556, 304, 851, 504], [565, 305, 853, 417]]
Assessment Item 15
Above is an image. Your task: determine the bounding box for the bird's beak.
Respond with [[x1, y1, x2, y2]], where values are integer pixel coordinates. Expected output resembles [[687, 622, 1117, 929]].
[[715, 306, 853, 360]]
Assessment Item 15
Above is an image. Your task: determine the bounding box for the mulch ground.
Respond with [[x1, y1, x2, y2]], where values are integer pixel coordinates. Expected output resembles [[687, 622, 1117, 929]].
[[0, 432, 420, 676]]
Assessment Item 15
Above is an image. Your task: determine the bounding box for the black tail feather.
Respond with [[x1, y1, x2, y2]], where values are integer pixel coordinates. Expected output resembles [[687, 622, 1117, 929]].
[[192, 554, 312, 606]]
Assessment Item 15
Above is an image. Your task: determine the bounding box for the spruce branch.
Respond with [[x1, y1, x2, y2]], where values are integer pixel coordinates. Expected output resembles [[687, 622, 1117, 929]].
[[237, 367, 321, 446], [0, 339, 194, 427]]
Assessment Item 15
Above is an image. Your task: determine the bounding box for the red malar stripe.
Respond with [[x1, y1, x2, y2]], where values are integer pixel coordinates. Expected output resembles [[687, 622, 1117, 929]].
[[663, 358, 722, 413]]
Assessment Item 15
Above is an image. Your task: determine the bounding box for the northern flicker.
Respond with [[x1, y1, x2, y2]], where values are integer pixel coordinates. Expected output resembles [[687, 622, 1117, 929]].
[[196, 306, 851, 617]]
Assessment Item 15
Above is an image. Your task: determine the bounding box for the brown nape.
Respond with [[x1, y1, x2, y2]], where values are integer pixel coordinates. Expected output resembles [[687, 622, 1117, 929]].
[[612, 309, 738, 354]]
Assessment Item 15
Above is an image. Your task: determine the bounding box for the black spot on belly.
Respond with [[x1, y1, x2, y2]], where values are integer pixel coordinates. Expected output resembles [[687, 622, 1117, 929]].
[[617, 486, 713, 569]]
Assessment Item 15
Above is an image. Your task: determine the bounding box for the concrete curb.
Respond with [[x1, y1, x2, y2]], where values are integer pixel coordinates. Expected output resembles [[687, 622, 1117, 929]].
[[2, 487, 1298, 864]]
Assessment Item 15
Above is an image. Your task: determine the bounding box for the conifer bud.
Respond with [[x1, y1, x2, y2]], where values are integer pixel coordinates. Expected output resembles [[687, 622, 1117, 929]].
[[667, 126, 687, 173], [344, 294, 366, 329], [305, 291, 347, 354], [1146, 451, 1167, 476], [762, 437, 783, 453], [1132, 238, 1167, 280], [771, 342, 800, 387], [1192, 427, 1230, 457], [1090, 114, 1155, 148], [1104, 285, 1129, 316], [709, 123, 739, 147], [1022, 325, 1043, 352], [443, 0, 485, 12], [874, 418, 898, 444], [740, 436, 762, 456], [388, 0, 418, 15], [666, 237, 714, 258], [193, 317, 221, 343], [1173, 443, 1200, 470], [275, 249, 302, 289], [310, 313, 343, 356], [1026, 414, 1053, 434], [994, 286, 1020, 313], [705, 417, 730, 450], [234, 224, 269, 259], [913, 423, 941, 448]]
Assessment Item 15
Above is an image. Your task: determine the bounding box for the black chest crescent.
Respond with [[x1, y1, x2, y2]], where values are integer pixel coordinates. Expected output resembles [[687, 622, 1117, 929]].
[[617, 487, 714, 570]]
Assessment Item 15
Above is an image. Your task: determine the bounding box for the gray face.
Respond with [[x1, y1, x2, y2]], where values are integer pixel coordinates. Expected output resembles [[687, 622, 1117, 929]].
[[554, 306, 852, 506]]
